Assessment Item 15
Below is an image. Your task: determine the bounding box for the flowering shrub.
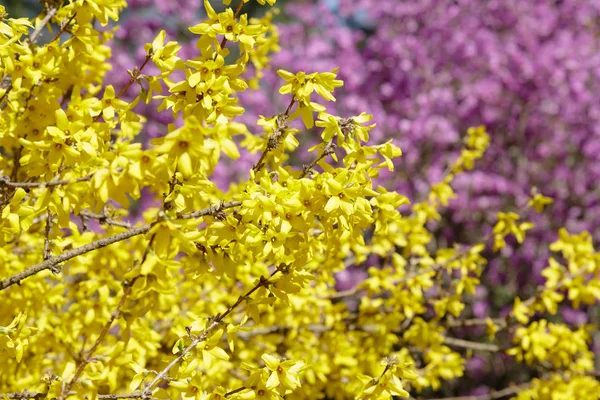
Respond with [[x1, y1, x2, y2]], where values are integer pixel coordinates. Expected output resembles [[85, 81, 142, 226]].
[[243, 0, 600, 298], [1, 1, 599, 400], [106, 0, 600, 309]]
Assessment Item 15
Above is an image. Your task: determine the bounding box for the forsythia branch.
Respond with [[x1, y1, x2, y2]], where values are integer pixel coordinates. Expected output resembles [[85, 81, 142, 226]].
[[219, 0, 246, 50], [28, 7, 58, 44], [140, 269, 281, 395], [57, 277, 139, 400], [0, 173, 94, 188], [49, 12, 77, 43], [0, 225, 150, 291], [252, 97, 296, 173], [79, 211, 133, 229], [0, 201, 241, 291], [422, 382, 531, 400], [300, 138, 336, 178], [0, 392, 160, 399], [440, 337, 500, 353]]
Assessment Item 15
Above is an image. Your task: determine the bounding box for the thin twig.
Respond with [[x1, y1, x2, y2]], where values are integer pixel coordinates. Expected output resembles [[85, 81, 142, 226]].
[[218, 0, 246, 51], [176, 201, 241, 220], [252, 98, 296, 173], [79, 211, 133, 229], [57, 232, 157, 398], [325, 232, 491, 300], [57, 277, 139, 400], [118, 55, 152, 98], [238, 324, 499, 352], [142, 270, 280, 395], [423, 383, 530, 400], [441, 337, 500, 352], [325, 261, 438, 300], [0, 225, 151, 291], [92, 53, 152, 123], [97, 395, 158, 399], [50, 12, 77, 43], [445, 318, 507, 329], [300, 138, 335, 178], [225, 386, 246, 397], [43, 212, 53, 260], [0, 392, 160, 399], [0, 391, 47, 399], [0, 84, 12, 107], [0, 173, 93, 188], [28, 7, 59, 44], [0, 202, 241, 291], [98, 395, 159, 399]]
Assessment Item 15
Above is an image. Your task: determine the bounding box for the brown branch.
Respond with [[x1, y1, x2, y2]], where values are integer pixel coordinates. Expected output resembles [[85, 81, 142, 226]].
[[218, 0, 246, 50], [57, 277, 139, 400], [0, 224, 151, 291], [239, 325, 499, 352], [92, 53, 152, 123], [300, 138, 335, 179], [0, 84, 12, 107], [0, 391, 47, 399], [97, 395, 157, 399], [0, 173, 93, 188], [43, 212, 53, 260], [324, 224, 496, 301], [79, 211, 133, 229], [176, 201, 241, 220], [423, 383, 531, 400], [117, 54, 152, 99], [0, 202, 241, 291], [445, 318, 507, 329], [56, 231, 159, 399], [28, 7, 59, 44], [324, 261, 438, 300], [0, 392, 159, 399], [441, 337, 500, 352], [252, 97, 296, 173], [443, 263, 596, 337], [98, 395, 159, 399], [225, 386, 246, 397], [142, 270, 280, 395], [49, 12, 77, 43]]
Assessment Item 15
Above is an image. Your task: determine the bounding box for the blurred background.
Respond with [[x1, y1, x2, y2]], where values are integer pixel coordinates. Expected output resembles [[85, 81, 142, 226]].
[[6, 0, 600, 397]]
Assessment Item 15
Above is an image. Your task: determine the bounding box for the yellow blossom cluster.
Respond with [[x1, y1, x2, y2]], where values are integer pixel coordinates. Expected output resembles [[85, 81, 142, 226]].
[[1, 1, 600, 400]]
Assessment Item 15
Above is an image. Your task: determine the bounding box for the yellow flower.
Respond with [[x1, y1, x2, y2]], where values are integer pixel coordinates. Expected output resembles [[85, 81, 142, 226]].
[[528, 193, 553, 213], [93, 85, 129, 120], [261, 354, 305, 391]]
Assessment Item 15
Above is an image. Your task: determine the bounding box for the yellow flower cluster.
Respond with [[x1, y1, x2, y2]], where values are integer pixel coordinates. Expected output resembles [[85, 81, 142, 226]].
[[1, 1, 599, 400]]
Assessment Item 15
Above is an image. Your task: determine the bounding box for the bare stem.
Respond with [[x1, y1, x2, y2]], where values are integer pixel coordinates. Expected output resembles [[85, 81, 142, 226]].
[[252, 97, 296, 173], [422, 383, 531, 400], [0, 392, 159, 399], [441, 336, 500, 352], [300, 138, 335, 178], [50, 12, 77, 43], [0, 225, 151, 291], [28, 7, 59, 44], [93, 53, 152, 123], [0, 202, 241, 291], [117, 54, 152, 99], [142, 270, 280, 395], [57, 278, 138, 400], [0, 173, 93, 188], [43, 212, 53, 260], [445, 318, 507, 329], [225, 386, 246, 397], [79, 211, 133, 229]]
